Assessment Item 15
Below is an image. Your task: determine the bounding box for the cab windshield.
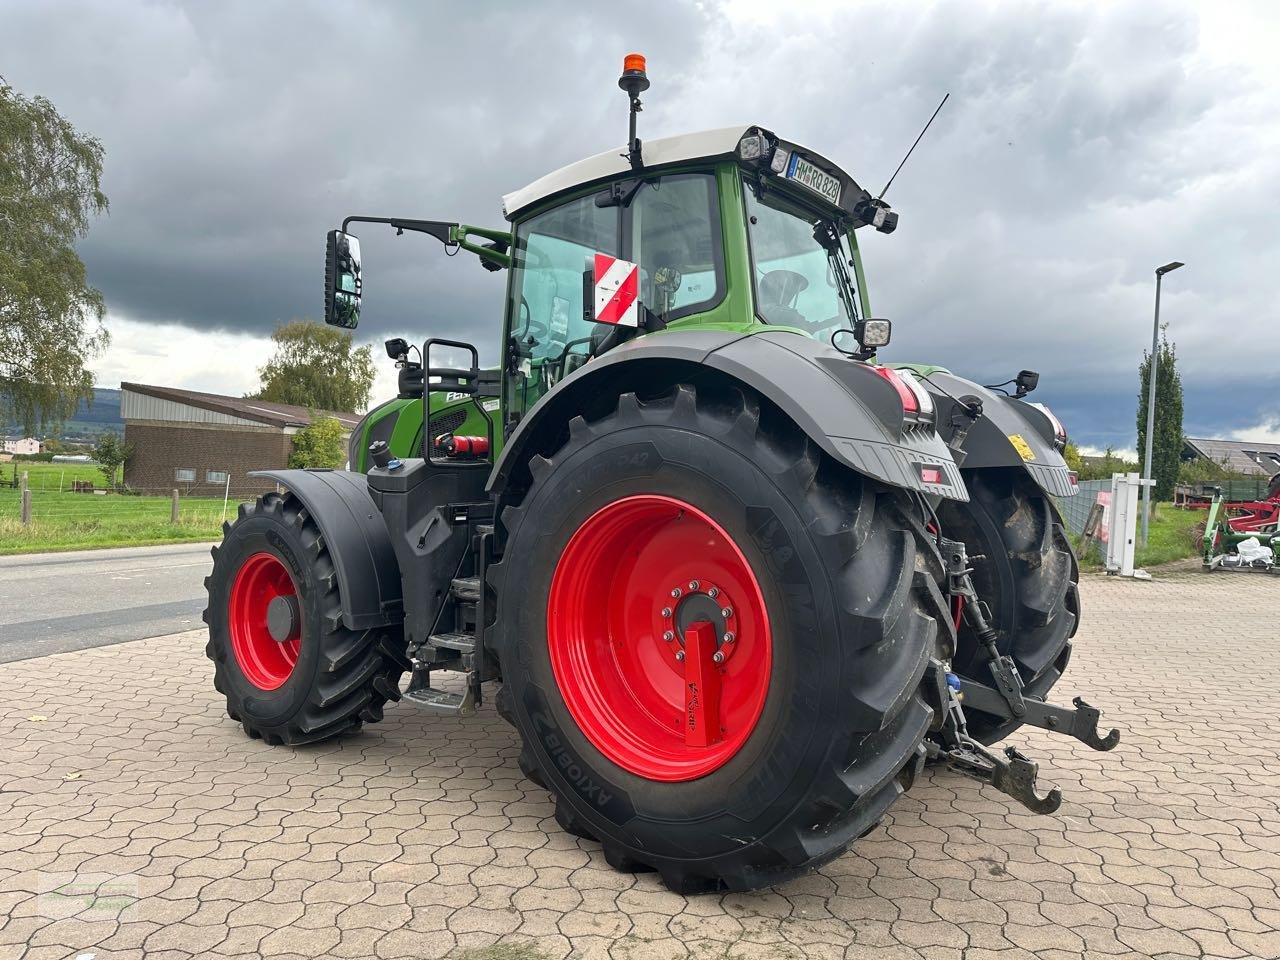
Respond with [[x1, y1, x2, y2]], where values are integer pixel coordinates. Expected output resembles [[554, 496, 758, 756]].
[[744, 183, 860, 342]]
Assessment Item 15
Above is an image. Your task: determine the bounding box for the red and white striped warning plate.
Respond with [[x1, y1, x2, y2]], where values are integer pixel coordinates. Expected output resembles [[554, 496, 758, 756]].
[[593, 253, 640, 327]]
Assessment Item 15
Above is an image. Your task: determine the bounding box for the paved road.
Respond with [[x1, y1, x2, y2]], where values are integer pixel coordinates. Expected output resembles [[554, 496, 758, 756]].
[[2, 568, 1277, 960], [0, 542, 214, 663]]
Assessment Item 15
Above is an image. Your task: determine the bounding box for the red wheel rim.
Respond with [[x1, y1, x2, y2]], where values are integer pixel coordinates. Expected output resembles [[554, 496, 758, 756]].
[[547, 495, 772, 782], [229, 552, 302, 690]]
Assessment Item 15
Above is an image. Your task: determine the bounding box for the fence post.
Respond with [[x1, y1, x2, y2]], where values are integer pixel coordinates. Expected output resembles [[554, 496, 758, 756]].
[[21, 488, 32, 526], [171, 488, 180, 524], [221, 473, 232, 523], [20, 471, 28, 493]]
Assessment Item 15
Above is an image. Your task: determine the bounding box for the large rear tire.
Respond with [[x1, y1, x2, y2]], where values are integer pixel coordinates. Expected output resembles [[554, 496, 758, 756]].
[[203, 491, 408, 745], [489, 383, 953, 892], [936, 469, 1079, 744]]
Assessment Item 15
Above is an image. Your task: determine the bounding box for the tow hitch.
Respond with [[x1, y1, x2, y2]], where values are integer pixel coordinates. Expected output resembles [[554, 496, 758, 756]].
[[931, 538, 1120, 813]]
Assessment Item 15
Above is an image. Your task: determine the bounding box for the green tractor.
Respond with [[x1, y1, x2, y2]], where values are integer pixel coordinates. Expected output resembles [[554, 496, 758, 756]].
[[205, 57, 1116, 892]]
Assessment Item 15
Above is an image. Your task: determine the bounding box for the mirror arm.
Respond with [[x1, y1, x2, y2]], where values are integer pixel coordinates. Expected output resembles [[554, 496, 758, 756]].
[[449, 224, 512, 270], [341, 215, 456, 243], [338, 216, 510, 270]]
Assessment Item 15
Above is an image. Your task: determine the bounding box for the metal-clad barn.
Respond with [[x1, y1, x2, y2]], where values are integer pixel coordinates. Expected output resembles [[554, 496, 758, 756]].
[[121, 382, 360, 496], [1183, 437, 1280, 477]]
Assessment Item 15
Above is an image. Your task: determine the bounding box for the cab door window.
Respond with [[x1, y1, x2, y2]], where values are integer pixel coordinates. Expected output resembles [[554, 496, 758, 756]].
[[629, 173, 724, 323], [507, 195, 620, 414], [505, 172, 724, 420]]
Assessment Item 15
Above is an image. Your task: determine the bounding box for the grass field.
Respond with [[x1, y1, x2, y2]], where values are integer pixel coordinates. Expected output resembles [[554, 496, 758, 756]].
[[1077, 501, 1203, 569], [0, 460, 103, 492], [0, 486, 251, 554]]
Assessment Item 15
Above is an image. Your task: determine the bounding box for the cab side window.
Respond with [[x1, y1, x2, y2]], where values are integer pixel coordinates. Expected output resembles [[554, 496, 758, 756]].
[[505, 172, 724, 418], [630, 174, 723, 323], [508, 196, 620, 408]]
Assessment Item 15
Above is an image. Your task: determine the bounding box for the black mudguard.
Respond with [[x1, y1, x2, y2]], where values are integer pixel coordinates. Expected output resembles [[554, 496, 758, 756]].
[[249, 469, 404, 630], [488, 328, 968, 502], [916, 371, 1075, 498]]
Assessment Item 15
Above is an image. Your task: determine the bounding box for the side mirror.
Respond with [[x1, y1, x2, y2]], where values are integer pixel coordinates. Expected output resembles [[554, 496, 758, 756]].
[[325, 229, 362, 328]]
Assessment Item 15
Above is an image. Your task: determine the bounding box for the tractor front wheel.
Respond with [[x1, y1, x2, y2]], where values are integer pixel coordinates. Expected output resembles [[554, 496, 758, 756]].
[[490, 383, 952, 892], [204, 491, 408, 745]]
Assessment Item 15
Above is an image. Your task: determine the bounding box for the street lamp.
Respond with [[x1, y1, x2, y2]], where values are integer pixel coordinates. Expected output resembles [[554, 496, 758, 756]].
[[1140, 260, 1184, 547]]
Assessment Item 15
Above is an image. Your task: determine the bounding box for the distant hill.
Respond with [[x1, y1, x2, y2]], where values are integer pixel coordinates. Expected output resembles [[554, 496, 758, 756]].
[[3, 387, 123, 441]]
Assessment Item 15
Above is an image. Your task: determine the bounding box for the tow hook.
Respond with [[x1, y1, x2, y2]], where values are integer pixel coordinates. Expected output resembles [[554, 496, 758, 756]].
[[959, 681, 1121, 752], [927, 731, 1063, 815], [931, 536, 1121, 814]]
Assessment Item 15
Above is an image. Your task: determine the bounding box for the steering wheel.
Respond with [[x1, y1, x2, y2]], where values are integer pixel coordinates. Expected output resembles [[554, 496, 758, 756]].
[[514, 296, 549, 343]]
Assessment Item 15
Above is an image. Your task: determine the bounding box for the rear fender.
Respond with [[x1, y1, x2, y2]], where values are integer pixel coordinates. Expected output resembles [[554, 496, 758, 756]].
[[249, 469, 403, 630], [917, 371, 1075, 498], [488, 328, 968, 502]]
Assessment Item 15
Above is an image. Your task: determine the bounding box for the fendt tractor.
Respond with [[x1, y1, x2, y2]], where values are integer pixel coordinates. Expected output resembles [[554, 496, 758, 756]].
[[204, 57, 1119, 892]]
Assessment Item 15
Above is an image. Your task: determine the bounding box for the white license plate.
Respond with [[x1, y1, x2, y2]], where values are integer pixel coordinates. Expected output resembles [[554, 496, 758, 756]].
[[786, 154, 842, 205]]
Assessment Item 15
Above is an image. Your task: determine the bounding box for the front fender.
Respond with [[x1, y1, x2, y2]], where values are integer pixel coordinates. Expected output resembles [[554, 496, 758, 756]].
[[489, 328, 968, 501], [249, 469, 403, 630], [916, 371, 1076, 498]]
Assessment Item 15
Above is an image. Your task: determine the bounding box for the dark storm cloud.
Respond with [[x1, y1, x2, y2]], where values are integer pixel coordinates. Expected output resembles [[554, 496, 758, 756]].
[[2, 0, 708, 338], [3, 0, 1278, 447], [675, 2, 1280, 448]]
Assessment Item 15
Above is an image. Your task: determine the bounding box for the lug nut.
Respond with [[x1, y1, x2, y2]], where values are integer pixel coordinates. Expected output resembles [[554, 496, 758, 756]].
[[661, 607, 672, 618], [721, 606, 733, 618], [670, 587, 682, 599], [662, 630, 675, 642], [675, 650, 686, 661], [723, 632, 735, 644], [712, 651, 725, 664], [708, 587, 720, 599]]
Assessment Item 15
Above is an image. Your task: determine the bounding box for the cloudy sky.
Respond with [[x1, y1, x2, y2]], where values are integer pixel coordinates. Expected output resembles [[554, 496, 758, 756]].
[[4, 0, 1278, 453]]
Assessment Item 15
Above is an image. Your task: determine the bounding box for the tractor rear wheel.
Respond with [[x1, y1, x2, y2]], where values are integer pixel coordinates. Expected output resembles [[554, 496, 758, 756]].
[[937, 469, 1079, 744], [204, 491, 408, 745], [489, 383, 952, 892]]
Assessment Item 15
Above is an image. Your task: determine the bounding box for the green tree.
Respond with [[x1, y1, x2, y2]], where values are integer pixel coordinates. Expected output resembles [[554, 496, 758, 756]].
[[1136, 327, 1184, 500], [0, 80, 109, 435], [92, 432, 131, 489], [1076, 444, 1141, 482], [1178, 454, 1248, 488], [288, 416, 346, 469], [1062, 441, 1082, 473], [254, 320, 375, 413]]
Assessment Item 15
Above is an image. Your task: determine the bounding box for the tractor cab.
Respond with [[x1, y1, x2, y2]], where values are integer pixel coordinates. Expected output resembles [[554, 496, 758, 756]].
[[498, 122, 899, 424], [329, 116, 902, 467], [324, 59, 910, 471]]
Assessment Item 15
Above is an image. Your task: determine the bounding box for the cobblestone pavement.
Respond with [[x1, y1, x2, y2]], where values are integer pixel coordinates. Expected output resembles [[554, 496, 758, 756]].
[[3, 569, 1278, 960]]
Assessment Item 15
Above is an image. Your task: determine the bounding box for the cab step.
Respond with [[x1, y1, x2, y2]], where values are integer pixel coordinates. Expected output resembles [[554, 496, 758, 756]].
[[451, 576, 481, 603], [403, 674, 477, 717], [429, 632, 476, 654]]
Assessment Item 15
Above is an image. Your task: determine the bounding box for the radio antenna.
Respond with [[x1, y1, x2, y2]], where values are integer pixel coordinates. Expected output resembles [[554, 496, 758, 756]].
[[878, 92, 949, 200]]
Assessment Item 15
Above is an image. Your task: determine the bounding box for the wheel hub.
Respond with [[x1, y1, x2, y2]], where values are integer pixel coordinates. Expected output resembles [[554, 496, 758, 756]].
[[266, 594, 301, 643], [228, 552, 302, 690], [547, 494, 772, 782], [658, 579, 739, 667]]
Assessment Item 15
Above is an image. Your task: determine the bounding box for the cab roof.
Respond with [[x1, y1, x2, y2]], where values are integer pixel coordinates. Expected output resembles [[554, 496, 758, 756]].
[[501, 124, 873, 224], [501, 125, 748, 220]]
